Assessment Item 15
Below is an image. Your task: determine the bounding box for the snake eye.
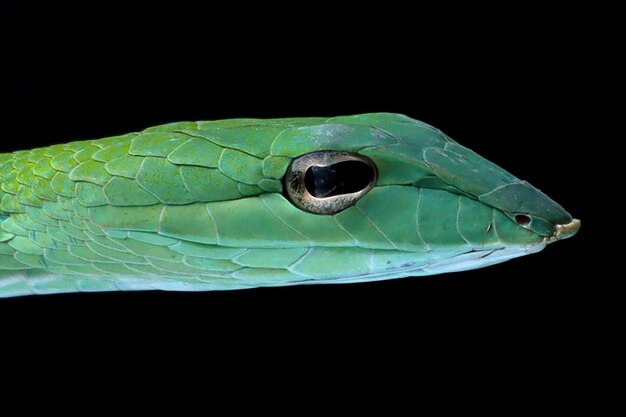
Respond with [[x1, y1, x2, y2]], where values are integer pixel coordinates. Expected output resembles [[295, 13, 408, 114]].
[[283, 151, 377, 214]]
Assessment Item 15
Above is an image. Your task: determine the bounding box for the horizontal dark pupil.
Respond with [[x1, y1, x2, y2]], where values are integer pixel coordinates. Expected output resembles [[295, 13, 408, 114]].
[[304, 160, 374, 198]]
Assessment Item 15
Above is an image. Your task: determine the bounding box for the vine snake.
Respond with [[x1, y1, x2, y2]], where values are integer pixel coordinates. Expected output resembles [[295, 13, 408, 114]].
[[0, 113, 579, 297]]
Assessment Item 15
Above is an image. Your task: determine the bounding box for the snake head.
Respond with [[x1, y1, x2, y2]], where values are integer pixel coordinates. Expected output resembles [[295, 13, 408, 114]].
[[281, 113, 579, 250], [0, 113, 580, 297]]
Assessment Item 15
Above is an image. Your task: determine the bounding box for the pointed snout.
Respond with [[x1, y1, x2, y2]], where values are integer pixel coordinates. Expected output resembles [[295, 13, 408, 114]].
[[553, 218, 581, 241]]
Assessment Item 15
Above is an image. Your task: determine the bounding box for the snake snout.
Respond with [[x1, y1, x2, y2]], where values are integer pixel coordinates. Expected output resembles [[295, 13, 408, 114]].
[[552, 218, 581, 241]]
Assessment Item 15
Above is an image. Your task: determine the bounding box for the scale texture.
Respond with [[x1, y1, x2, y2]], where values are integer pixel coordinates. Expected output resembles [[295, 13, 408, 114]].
[[0, 113, 577, 297]]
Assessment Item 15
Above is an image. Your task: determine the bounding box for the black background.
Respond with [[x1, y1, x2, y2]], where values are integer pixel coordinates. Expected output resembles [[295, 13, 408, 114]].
[[0, 4, 605, 396]]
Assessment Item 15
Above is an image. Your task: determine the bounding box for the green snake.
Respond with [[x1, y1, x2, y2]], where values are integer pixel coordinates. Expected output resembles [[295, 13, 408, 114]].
[[0, 113, 579, 297]]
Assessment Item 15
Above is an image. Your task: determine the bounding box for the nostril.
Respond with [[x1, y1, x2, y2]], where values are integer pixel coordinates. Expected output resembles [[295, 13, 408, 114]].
[[515, 214, 531, 226]]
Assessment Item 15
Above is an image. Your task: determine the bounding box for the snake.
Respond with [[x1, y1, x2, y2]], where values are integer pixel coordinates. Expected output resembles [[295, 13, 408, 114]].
[[0, 113, 579, 297]]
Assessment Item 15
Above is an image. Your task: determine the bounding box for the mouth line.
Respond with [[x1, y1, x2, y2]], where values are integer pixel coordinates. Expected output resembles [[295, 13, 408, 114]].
[[286, 244, 547, 285]]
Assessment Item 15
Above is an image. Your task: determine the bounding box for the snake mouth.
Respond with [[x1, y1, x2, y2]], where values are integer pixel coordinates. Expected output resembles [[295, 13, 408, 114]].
[[287, 245, 548, 286], [551, 218, 581, 241]]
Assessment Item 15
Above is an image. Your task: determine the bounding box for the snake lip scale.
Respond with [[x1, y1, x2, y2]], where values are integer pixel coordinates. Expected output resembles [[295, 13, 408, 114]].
[[0, 113, 579, 298]]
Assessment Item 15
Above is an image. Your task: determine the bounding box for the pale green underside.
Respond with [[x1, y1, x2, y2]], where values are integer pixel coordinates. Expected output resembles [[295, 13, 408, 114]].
[[0, 113, 551, 297]]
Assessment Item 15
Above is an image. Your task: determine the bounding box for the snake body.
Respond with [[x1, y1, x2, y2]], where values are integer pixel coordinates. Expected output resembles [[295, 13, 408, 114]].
[[0, 113, 578, 297]]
